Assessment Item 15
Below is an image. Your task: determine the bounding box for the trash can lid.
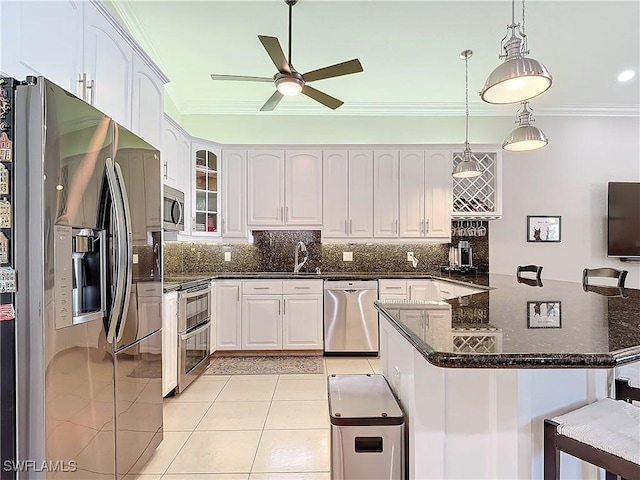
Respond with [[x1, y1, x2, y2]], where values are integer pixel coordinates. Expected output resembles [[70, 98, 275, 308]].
[[328, 374, 404, 426]]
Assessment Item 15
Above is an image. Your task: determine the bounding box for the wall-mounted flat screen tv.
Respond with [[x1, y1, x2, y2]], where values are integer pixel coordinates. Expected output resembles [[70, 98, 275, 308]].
[[608, 182, 640, 258]]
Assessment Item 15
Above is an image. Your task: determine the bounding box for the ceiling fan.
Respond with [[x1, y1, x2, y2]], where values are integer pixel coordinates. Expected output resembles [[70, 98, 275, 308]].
[[210, 0, 363, 111]]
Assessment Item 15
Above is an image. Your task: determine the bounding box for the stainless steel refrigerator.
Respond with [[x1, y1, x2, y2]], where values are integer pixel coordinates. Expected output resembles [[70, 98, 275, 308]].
[[11, 77, 163, 479]]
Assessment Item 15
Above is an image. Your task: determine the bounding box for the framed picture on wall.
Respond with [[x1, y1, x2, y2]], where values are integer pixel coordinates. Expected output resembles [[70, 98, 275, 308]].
[[527, 216, 561, 242], [527, 301, 562, 328]]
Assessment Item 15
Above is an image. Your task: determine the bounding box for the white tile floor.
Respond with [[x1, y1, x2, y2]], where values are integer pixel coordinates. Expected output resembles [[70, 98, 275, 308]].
[[130, 357, 381, 479]]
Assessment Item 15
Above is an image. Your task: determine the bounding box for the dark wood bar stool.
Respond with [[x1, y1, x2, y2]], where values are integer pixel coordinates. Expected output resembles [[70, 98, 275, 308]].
[[582, 267, 628, 289], [543, 381, 640, 480], [517, 265, 543, 287]]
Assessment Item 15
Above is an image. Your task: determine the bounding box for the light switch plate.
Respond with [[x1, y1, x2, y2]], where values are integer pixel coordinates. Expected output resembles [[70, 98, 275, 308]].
[[224, 251, 232, 262], [407, 252, 414, 261], [132, 254, 139, 264], [343, 251, 353, 262]]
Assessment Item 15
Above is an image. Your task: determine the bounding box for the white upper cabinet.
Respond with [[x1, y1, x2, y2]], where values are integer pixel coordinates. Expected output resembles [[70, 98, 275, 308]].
[[0, 1, 83, 92], [192, 141, 221, 235], [247, 150, 284, 225], [131, 55, 163, 149], [399, 150, 425, 238], [0, 0, 167, 147], [424, 150, 452, 238], [374, 151, 399, 238], [285, 150, 323, 225], [399, 149, 452, 241], [83, 3, 133, 128], [162, 117, 185, 190], [221, 150, 247, 239], [323, 150, 374, 239], [348, 151, 375, 238], [322, 150, 350, 237], [247, 149, 322, 227]]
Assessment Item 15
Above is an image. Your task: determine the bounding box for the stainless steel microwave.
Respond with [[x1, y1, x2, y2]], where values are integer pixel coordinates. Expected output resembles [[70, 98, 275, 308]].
[[163, 186, 185, 231]]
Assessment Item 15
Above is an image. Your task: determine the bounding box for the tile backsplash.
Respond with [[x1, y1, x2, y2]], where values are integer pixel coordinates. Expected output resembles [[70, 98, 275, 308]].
[[164, 222, 489, 276]]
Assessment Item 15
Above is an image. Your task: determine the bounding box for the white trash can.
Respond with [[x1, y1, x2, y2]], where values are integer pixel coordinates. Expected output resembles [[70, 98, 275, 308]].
[[328, 373, 405, 480]]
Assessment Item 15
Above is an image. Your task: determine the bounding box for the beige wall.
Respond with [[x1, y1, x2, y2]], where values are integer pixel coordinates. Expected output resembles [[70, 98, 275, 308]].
[[489, 116, 640, 289]]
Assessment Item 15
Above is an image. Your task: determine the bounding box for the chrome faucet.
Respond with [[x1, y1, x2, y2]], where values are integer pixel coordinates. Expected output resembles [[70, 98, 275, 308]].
[[294, 241, 308, 273]]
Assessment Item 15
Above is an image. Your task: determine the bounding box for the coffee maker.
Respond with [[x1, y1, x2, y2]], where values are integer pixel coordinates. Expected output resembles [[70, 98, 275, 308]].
[[458, 240, 473, 267], [448, 241, 474, 270]]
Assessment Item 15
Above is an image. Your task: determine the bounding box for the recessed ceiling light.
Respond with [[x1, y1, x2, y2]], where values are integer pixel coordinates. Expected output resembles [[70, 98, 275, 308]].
[[617, 70, 636, 82]]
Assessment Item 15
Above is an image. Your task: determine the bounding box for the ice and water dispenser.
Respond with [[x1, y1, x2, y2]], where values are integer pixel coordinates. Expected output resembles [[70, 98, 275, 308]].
[[54, 225, 106, 329]]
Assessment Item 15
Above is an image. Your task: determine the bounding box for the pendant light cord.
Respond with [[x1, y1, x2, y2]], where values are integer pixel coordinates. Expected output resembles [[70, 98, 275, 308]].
[[464, 53, 469, 147]]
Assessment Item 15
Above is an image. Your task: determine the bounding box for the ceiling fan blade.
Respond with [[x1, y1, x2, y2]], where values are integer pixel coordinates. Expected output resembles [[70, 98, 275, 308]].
[[258, 35, 291, 74], [260, 91, 284, 111], [301, 85, 344, 110], [210, 74, 273, 83], [302, 59, 363, 83]]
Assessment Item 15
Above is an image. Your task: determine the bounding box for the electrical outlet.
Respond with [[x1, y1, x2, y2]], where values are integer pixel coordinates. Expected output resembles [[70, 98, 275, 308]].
[[224, 251, 232, 262], [343, 251, 353, 262], [407, 252, 414, 261]]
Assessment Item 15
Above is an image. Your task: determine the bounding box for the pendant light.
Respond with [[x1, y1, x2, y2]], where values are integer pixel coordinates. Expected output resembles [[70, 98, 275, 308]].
[[503, 101, 548, 151], [453, 50, 482, 179], [480, 0, 552, 104]]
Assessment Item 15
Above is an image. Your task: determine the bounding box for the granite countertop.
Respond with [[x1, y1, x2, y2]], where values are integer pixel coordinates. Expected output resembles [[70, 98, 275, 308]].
[[375, 274, 640, 369], [163, 270, 490, 292]]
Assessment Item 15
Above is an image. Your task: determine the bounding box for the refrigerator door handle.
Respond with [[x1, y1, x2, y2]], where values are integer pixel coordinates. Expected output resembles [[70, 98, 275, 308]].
[[113, 161, 133, 343], [104, 158, 127, 343]]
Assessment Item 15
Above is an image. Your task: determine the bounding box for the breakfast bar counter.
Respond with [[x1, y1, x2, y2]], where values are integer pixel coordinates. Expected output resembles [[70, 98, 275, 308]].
[[374, 273, 640, 369], [373, 274, 640, 480]]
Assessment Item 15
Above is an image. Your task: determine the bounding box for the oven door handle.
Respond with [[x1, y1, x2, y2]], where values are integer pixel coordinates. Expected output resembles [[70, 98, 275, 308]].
[[180, 287, 212, 300], [180, 322, 210, 341]]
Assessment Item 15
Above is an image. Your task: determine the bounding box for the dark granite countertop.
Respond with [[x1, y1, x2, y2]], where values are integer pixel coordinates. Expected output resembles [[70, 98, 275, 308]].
[[375, 274, 640, 369], [163, 271, 490, 292]]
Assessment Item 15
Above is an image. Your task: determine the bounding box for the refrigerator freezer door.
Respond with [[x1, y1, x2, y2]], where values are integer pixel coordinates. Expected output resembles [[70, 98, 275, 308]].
[[114, 329, 163, 477]]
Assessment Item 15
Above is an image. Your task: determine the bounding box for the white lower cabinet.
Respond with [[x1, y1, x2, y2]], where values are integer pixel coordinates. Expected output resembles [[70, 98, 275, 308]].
[[216, 281, 242, 350], [220, 279, 323, 351], [407, 280, 439, 301], [282, 294, 323, 349], [242, 296, 283, 350], [162, 291, 178, 397]]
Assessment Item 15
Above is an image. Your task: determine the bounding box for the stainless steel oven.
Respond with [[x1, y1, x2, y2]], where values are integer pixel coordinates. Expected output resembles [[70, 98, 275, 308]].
[[177, 283, 211, 393], [163, 185, 185, 231]]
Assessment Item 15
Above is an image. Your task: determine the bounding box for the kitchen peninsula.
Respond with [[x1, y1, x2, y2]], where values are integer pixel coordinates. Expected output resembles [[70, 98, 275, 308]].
[[374, 274, 640, 479]]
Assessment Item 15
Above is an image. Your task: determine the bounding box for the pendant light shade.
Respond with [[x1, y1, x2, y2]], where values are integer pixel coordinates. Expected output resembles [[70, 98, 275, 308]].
[[453, 150, 482, 178], [453, 50, 482, 179], [502, 101, 548, 151], [481, 0, 552, 104]]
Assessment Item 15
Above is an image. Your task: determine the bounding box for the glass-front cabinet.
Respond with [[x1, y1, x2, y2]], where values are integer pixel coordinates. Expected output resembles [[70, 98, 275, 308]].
[[191, 141, 222, 236]]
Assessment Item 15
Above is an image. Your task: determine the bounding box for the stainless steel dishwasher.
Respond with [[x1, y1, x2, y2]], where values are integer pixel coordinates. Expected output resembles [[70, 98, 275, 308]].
[[324, 280, 379, 355]]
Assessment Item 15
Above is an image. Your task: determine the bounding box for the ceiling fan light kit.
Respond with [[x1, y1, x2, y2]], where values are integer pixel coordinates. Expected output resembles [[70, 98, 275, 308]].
[[275, 73, 303, 96], [503, 101, 548, 151], [481, 0, 552, 105], [209, 0, 363, 111], [453, 50, 482, 179]]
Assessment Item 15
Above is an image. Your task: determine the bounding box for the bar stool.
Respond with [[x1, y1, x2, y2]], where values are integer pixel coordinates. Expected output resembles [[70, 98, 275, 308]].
[[543, 381, 640, 479], [582, 267, 628, 289], [517, 265, 543, 287]]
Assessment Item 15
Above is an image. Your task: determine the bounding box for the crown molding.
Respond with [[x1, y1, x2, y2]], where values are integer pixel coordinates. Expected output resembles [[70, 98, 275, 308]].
[[179, 101, 640, 117], [99, 1, 169, 83]]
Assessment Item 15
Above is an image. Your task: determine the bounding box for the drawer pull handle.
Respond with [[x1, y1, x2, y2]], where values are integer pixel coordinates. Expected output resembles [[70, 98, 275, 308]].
[[386, 286, 403, 290], [253, 287, 270, 290], [294, 286, 310, 289]]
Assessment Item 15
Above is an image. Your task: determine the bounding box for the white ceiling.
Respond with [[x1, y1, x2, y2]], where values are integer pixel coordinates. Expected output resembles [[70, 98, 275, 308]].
[[108, 0, 640, 117]]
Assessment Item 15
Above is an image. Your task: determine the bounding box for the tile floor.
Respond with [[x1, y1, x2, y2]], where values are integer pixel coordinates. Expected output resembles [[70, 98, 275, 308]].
[[129, 356, 381, 480]]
